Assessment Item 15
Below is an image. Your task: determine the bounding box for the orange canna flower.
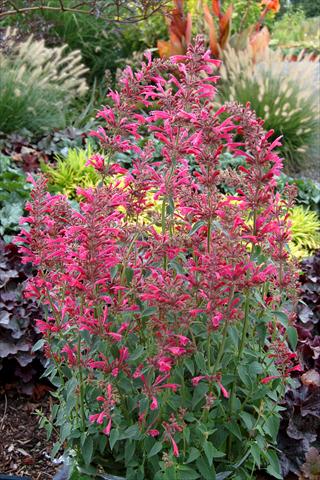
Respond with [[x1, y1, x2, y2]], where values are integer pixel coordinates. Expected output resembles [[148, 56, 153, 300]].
[[262, 0, 280, 13]]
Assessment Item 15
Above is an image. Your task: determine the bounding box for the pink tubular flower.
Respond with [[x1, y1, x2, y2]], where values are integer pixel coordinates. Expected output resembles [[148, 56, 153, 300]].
[[86, 154, 105, 172], [211, 312, 223, 329], [261, 375, 280, 384], [103, 418, 112, 436], [150, 396, 158, 410], [171, 436, 180, 457]]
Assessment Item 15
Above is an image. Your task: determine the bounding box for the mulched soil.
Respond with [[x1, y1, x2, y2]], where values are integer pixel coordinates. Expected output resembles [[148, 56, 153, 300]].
[[0, 388, 59, 480]]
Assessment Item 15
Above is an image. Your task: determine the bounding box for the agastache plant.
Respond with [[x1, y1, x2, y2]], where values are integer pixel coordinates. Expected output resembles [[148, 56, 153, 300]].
[[18, 37, 300, 480]]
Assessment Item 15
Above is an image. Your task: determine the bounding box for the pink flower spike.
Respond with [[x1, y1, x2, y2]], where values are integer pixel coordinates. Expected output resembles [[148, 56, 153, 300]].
[[148, 429, 160, 438]]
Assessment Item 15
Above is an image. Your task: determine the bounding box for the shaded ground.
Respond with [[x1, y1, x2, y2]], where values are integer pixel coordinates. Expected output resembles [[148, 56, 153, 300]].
[[0, 389, 58, 479]]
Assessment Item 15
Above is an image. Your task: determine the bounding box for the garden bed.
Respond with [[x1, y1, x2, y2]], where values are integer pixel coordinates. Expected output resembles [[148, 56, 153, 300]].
[[0, 391, 58, 479]]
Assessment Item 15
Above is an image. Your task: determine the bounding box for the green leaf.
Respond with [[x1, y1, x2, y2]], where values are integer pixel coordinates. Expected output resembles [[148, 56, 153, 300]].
[[228, 326, 239, 348], [239, 411, 254, 431], [194, 351, 206, 372], [273, 311, 288, 327], [189, 220, 206, 236], [238, 365, 252, 388], [141, 306, 157, 319], [129, 345, 145, 361], [185, 358, 195, 376], [148, 441, 163, 458], [216, 473, 233, 480], [192, 382, 208, 409], [178, 466, 201, 479], [196, 456, 216, 480], [250, 443, 261, 468], [265, 450, 282, 479], [82, 436, 93, 466], [203, 441, 214, 465], [167, 196, 175, 215], [203, 441, 225, 464], [109, 428, 120, 450], [125, 267, 134, 285], [60, 422, 72, 443], [69, 468, 86, 480], [125, 440, 136, 465], [32, 339, 45, 352], [170, 259, 185, 275], [287, 325, 298, 350], [225, 422, 242, 441], [121, 424, 140, 440], [264, 415, 280, 442], [65, 393, 77, 416], [249, 361, 263, 375], [99, 434, 107, 454], [51, 441, 62, 458], [186, 447, 201, 464]]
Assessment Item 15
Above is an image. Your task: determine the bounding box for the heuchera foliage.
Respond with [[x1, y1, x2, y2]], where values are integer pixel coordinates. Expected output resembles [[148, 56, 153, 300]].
[[278, 250, 320, 477], [0, 240, 44, 393], [17, 37, 301, 479]]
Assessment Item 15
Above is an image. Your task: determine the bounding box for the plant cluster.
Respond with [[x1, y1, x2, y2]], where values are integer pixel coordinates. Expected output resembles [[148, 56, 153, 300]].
[[0, 239, 44, 394], [41, 146, 101, 199], [277, 174, 320, 213], [158, 0, 279, 60], [0, 154, 31, 242], [278, 250, 320, 478], [271, 7, 320, 48], [18, 38, 301, 479], [288, 0, 320, 18], [219, 46, 319, 171], [0, 28, 88, 136], [288, 206, 320, 259]]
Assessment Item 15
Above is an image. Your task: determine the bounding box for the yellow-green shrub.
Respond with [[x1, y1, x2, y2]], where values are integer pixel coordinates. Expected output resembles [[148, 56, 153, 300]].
[[289, 206, 320, 259], [41, 147, 100, 199]]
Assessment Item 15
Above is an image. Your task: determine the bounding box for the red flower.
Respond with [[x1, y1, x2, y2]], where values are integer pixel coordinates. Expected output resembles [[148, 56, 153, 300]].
[[262, 0, 280, 13]]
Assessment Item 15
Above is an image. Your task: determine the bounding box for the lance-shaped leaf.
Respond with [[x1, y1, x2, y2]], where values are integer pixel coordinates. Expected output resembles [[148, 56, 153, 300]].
[[219, 4, 233, 50], [212, 0, 221, 18], [203, 3, 219, 57]]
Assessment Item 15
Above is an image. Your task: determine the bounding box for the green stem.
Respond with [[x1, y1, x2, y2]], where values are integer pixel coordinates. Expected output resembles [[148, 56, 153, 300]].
[[161, 197, 168, 270], [213, 285, 236, 373], [237, 291, 251, 363], [207, 217, 211, 254], [207, 334, 211, 372], [213, 318, 229, 373], [77, 333, 86, 432], [228, 290, 250, 456], [229, 291, 251, 402]]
